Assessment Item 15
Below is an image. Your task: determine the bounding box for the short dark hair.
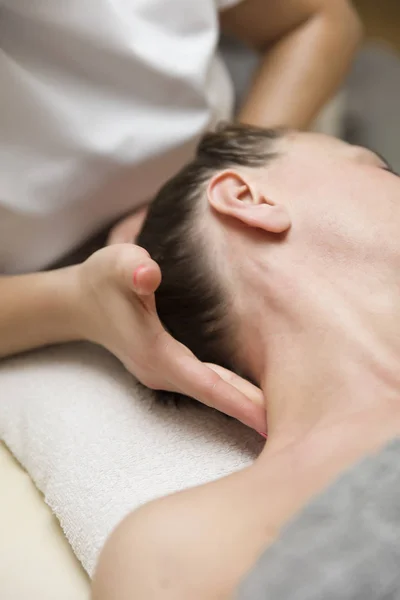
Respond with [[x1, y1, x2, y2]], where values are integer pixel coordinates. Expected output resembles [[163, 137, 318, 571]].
[[137, 123, 280, 400]]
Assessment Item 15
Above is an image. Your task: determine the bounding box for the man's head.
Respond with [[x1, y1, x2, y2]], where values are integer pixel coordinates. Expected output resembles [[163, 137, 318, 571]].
[[138, 124, 400, 388]]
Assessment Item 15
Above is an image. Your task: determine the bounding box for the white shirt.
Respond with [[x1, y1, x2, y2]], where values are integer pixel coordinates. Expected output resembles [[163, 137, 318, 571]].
[[0, 0, 240, 273]]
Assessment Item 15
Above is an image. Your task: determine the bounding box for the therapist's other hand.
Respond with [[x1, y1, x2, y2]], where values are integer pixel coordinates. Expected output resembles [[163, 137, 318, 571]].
[[77, 244, 266, 432], [107, 207, 148, 245]]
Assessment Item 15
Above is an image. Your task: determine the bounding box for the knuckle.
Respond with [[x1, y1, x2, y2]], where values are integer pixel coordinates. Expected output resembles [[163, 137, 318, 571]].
[[138, 246, 151, 259], [203, 370, 221, 393], [133, 245, 151, 263]]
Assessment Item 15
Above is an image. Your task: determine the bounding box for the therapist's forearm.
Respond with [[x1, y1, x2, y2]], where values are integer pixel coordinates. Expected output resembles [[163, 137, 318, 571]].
[[240, 14, 360, 128], [223, 0, 362, 130], [0, 269, 81, 358]]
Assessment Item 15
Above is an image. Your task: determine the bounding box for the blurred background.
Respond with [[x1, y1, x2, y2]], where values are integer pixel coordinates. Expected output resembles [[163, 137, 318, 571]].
[[222, 0, 400, 172], [345, 0, 400, 170], [355, 0, 400, 51]]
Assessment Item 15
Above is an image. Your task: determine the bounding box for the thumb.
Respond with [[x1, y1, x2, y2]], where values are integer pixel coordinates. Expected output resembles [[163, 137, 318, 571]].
[[132, 262, 162, 296], [113, 244, 162, 296]]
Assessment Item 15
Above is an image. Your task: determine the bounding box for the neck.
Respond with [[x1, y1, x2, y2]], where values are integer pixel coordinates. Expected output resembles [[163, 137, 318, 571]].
[[250, 273, 400, 525], [247, 262, 400, 453]]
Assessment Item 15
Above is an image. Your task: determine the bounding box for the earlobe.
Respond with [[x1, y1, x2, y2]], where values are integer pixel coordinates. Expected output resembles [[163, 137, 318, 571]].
[[207, 170, 291, 234], [245, 203, 291, 233]]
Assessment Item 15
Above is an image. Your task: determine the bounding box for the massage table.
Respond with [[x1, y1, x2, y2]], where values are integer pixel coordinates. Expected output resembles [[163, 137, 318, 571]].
[[0, 442, 90, 599]]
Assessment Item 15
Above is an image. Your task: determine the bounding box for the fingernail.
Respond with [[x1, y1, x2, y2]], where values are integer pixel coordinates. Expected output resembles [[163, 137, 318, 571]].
[[258, 432, 267, 439], [133, 265, 146, 287]]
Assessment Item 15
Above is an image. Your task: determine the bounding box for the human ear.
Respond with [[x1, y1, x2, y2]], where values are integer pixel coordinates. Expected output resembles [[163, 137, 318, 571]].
[[207, 170, 291, 234]]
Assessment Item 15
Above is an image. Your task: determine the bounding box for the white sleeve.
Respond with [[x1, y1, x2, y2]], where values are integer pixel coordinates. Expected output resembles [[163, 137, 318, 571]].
[[216, 0, 244, 11]]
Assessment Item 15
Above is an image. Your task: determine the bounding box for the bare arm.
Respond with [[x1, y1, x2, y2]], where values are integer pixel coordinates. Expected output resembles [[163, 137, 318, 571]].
[[220, 0, 363, 129], [0, 269, 81, 358], [0, 246, 266, 431]]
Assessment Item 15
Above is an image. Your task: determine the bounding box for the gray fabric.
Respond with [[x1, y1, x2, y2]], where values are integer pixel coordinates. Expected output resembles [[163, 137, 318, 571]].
[[236, 438, 400, 600], [344, 44, 400, 174], [219, 35, 258, 113]]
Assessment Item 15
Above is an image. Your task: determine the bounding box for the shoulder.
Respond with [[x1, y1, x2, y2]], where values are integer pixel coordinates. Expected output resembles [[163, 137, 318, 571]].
[[92, 492, 205, 600], [92, 471, 253, 600]]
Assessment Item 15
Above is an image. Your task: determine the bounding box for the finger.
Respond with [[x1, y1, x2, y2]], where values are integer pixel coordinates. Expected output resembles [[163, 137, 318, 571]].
[[107, 208, 149, 246], [170, 353, 267, 432], [205, 364, 264, 407], [107, 225, 133, 246], [132, 263, 162, 296], [113, 244, 162, 295], [155, 332, 267, 431]]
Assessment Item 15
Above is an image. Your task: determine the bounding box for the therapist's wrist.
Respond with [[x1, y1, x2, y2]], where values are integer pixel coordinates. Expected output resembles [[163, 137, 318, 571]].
[[41, 264, 87, 345], [0, 264, 87, 360]]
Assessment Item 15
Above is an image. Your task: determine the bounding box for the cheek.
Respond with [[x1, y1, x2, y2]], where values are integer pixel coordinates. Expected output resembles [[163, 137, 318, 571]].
[[312, 169, 400, 259], [273, 154, 400, 229], [286, 163, 395, 217], [341, 169, 400, 224], [271, 154, 343, 204]]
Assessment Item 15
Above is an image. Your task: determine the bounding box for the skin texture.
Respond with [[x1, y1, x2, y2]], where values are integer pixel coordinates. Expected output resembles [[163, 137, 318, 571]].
[[93, 133, 400, 599]]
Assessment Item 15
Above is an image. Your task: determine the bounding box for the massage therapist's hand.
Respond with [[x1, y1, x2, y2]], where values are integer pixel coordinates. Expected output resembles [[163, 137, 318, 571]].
[[77, 244, 266, 432]]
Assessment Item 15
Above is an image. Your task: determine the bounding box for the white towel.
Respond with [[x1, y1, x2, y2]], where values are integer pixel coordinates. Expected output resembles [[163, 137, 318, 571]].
[[0, 342, 261, 576]]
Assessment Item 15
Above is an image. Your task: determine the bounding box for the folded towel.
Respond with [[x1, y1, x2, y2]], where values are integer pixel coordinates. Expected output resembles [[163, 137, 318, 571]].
[[0, 342, 261, 575]]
